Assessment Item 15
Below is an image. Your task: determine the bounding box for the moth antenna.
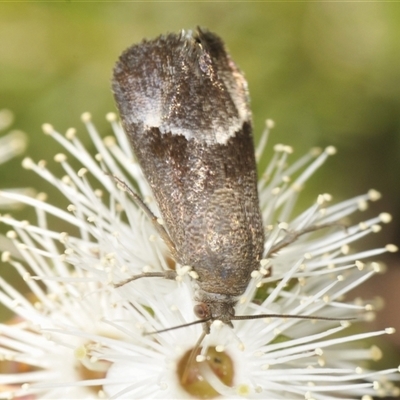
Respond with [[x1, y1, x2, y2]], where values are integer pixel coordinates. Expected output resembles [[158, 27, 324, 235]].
[[107, 173, 179, 259], [266, 222, 347, 257], [181, 330, 207, 385], [144, 317, 211, 335], [232, 313, 355, 321]]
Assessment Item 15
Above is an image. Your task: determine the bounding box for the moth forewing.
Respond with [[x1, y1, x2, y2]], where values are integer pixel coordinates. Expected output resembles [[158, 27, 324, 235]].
[[112, 28, 264, 325]]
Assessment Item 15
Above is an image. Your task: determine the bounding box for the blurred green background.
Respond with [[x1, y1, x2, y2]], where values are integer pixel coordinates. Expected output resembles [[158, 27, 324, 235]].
[[0, 2, 399, 365]]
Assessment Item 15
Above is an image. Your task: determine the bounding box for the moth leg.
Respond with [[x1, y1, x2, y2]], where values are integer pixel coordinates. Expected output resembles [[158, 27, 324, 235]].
[[110, 174, 179, 260], [114, 270, 177, 288], [266, 222, 346, 257]]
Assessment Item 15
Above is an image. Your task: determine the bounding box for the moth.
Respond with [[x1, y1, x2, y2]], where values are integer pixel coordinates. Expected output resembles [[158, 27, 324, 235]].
[[111, 28, 345, 339]]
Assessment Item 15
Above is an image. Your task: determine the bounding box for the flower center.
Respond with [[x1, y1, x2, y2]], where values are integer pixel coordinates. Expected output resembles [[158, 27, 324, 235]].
[[76, 358, 111, 394], [177, 347, 234, 399], [75, 342, 112, 395]]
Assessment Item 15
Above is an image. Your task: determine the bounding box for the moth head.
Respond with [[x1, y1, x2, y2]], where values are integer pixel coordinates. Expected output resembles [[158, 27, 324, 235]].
[[194, 300, 235, 328]]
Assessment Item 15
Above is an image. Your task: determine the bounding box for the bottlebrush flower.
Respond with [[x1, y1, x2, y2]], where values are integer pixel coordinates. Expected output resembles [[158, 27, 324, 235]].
[[0, 114, 398, 399]]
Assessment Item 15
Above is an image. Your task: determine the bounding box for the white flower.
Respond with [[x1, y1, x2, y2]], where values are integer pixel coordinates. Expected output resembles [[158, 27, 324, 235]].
[[0, 231, 136, 398], [0, 114, 398, 399]]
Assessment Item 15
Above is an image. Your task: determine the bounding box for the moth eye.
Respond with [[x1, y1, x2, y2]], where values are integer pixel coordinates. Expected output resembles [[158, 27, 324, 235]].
[[194, 303, 210, 319]]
